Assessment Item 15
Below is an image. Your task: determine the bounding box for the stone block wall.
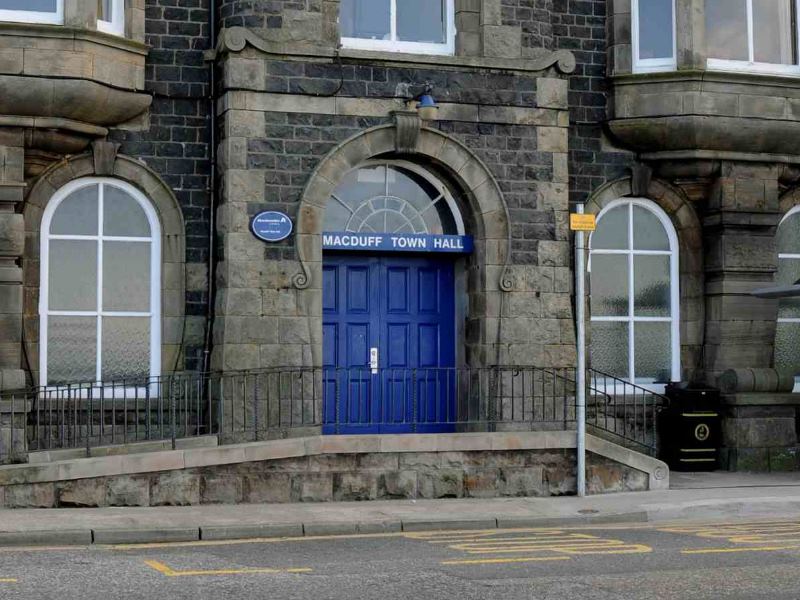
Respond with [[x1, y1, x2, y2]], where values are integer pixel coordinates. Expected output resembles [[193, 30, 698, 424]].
[[109, 0, 212, 371], [0, 401, 28, 464], [214, 45, 576, 371], [218, 0, 555, 58], [703, 163, 782, 380], [0, 449, 648, 508], [501, 0, 555, 52], [551, 0, 633, 205]]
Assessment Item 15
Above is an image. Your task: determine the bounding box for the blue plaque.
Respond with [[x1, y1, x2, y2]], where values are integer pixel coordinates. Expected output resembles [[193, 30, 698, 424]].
[[251, 211, 293, 242]]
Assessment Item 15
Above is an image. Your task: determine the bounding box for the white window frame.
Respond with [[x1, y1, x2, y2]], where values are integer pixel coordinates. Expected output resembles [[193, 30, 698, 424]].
[[588, 198, 681, 392], [97, 0, 125, 36], [327, 159, 466, 235], [707, 0, 800, 76], [39, 177, 162, 394], [632, 0, 677, 73], [340, 0, 456, 56], [777, 206, 800, 392], [0, 0, 63, 25]]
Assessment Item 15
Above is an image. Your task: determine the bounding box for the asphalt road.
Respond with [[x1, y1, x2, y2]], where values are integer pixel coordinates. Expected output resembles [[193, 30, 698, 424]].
[[3, 518, 800, 599]]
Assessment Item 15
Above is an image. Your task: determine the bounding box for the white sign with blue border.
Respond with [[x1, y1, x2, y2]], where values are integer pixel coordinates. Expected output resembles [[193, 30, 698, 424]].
[[251, 211, 293, 242], [322, 232, 473, 254]]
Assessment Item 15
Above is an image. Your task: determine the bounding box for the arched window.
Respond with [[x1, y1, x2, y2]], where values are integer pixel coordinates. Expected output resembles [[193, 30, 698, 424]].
[[40, 178, 161, 386], [589, 198, 680, 386], [776, 206, 800, 390], [324, 161, 464, 235]]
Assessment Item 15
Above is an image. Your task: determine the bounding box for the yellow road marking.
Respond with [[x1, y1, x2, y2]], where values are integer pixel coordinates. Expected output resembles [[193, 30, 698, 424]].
[[103, 519, 800, 550], [111, 532, 406, 550], [416, 528, 653, 564], [0, 578, 17, 583], [681, 546, 800, 554], [143, 560, 312, 577], [681, 545, 800, 555], [653, 521, 800, 555], [442, 556, 571, 566]]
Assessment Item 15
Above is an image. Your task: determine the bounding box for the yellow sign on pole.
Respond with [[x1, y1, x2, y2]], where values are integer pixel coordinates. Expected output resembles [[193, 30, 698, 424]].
[[569, 213, 596, 232]]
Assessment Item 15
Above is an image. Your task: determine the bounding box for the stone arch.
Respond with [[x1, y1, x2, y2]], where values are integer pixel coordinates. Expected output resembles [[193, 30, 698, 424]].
[[584, 176, 704, 381], [779, 186, 800, 215], [293, 124, 512, 293], [23, 152, 186, 382]]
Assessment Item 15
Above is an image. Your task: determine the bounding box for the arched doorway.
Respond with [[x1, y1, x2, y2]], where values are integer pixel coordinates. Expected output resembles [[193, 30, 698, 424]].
[[321, 161, 471, 433]]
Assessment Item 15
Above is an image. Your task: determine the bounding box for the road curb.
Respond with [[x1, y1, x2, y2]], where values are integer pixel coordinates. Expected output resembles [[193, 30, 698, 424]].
[[0, 513, 642, 548], [0, 529, 93, 547], [2, 502, 800, 548], [200, 524, 303, 541], [92, 527, 199, 545]]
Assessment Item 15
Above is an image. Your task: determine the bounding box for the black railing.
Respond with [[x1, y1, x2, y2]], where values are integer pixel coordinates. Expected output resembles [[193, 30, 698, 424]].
[[0, 366, 577, 462], [586, 368, 668, 456], [0, 366, 667, 463]]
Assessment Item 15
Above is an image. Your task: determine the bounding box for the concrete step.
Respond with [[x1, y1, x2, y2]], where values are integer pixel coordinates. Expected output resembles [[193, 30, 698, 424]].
[[27, 435, 219, 464]]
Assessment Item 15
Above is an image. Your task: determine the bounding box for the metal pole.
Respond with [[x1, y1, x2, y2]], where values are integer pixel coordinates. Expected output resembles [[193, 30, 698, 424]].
[[575, 203, 587, 497]]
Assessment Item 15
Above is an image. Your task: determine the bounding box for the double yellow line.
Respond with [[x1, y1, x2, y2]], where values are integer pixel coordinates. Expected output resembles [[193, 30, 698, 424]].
[[144, 559, 311, 577]]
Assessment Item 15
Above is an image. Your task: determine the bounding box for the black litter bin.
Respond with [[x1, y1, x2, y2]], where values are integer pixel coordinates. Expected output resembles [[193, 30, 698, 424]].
[[659, 383, 721, 471]]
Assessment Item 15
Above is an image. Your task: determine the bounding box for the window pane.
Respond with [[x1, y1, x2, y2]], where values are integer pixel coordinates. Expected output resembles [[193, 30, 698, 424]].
[[49, 240, 97, 311], [753, 0, 796, 64], [397, 0, 446, 43], [98, 0, 111, 21], [777, 258, 800, 318], [592, 205, 628, 250], [634, 322, 671, 382], [101, 317, 149, 381], [47, 316, 96, 385], [590, 321, 629, 379], [591, 254, 629, 316], [103, 242, 151, 312], [634, 255, 671, 317], [0, 0, 57, 11], [705, 0, 749, 61], [103, 186, 150, 237], [775, 322, 800, 375], [340, 0, 390, 40], [633, 205, 670, 250], [637, 0, 674, 59], [325, 164, 458, 235], [50, 185, 98, 236], [778, 212, 800, 254]]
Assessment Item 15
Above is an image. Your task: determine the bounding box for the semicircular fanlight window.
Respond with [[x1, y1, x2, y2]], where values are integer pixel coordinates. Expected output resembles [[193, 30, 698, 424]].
[[324, 163, 461, 235]]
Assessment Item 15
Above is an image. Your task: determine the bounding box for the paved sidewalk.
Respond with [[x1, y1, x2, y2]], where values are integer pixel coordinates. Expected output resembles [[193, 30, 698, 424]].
[[0, 472, 799, 546]]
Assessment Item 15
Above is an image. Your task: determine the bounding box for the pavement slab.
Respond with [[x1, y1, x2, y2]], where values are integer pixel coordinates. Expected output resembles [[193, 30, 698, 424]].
[[0, 472, 799, 546]]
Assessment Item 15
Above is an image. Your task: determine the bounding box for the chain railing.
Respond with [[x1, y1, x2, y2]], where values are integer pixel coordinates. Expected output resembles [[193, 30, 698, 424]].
[[0, 366, 578, 462], [586, 368, 669, 456]]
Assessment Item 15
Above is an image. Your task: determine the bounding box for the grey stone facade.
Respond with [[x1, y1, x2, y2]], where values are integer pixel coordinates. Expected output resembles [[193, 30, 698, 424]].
[[210, 2, 577, 374], [0, 0, 798, 473]]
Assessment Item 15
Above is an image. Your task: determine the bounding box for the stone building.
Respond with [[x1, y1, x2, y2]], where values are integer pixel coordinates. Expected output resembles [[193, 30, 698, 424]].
[[0, 0, 796, 476]]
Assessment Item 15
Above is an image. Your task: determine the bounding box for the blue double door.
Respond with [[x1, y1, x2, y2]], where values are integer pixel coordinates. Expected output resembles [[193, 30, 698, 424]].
[[323, 254, 456, 434]]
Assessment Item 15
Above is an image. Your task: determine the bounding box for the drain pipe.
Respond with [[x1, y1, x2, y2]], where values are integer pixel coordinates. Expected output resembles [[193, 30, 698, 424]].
[[202, 0, 218, 375]]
